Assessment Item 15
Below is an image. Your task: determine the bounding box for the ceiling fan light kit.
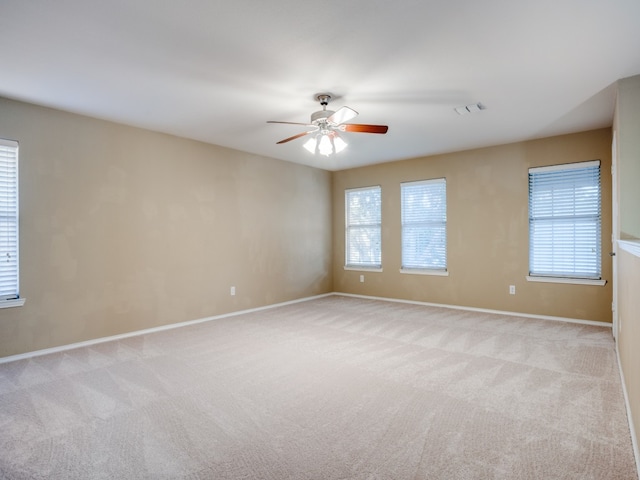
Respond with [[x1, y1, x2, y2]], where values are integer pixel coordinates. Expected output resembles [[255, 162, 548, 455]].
[[267, 94, 388, 156], [303, 131, 348, 156]]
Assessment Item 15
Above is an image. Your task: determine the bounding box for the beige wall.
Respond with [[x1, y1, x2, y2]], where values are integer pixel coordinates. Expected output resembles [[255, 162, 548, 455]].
[[614, 74, 640, 462], [332, 129, 613, 323], [0, 97, 332, 357]]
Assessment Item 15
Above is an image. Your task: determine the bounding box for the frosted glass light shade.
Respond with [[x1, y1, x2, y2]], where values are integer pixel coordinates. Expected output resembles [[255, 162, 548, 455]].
[[318, 134, 333, 156], [303, 137, 317, 153], [302, 132, 348, 155], [333, 136, 347, 153]]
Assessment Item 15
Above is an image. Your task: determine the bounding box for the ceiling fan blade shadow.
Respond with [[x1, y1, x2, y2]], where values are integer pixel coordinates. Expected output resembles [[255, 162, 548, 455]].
[[341, 124, 388, 134], [276, 130, 316, 144], [327, 106, 358, 126]]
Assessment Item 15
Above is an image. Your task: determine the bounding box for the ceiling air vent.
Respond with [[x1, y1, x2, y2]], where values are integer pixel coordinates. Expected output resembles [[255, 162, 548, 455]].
[[455, 103, 485, 115]]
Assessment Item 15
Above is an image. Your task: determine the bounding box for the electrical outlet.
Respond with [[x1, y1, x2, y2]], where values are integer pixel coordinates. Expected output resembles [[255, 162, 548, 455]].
[[230, 286, 236, 296], [360, 275, 365, 283], [509, 285, 516, 295]]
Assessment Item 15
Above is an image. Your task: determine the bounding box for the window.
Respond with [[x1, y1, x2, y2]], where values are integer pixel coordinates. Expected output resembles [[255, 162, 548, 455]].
[[0, 139, 20, 304], [528, 161, 601, 280], [345, 186, 382, 269], [401, 179, 447, 272]]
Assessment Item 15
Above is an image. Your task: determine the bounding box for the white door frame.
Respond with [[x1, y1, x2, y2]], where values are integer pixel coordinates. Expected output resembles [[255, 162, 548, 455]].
[[611, 135, 619, 339]]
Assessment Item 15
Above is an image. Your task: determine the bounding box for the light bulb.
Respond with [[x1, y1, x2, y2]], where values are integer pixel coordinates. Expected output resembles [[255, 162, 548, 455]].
[[303, 137, 317, 154], [333, 136, 347, 153], [318, 134, 333, 156]]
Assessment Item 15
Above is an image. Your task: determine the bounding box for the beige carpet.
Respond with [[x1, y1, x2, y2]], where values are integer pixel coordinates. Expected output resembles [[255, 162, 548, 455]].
[[0, 295, 637, 479]]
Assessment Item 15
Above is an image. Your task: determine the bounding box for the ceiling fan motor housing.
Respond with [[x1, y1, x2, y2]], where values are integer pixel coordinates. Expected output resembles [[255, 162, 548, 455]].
[[310, 109, 335, 125]]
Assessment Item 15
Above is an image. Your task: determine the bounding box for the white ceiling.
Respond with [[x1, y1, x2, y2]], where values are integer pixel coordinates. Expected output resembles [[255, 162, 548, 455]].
[[1, 0, 640, 171]]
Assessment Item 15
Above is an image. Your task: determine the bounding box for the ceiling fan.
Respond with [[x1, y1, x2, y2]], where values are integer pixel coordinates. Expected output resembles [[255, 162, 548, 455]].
[[267, 94, 388, 156]]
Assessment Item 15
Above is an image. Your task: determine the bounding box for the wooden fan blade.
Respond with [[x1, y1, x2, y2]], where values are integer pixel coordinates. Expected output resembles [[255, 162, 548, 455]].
[[267, 120, 313, 127], [327, 106, 358, 125], [342, 124, 389, 134], [276, 131, 315, 144]]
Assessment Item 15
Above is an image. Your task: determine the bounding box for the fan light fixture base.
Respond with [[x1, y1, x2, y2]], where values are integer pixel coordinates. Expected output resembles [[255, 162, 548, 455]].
[[310, 109, 335, 125]]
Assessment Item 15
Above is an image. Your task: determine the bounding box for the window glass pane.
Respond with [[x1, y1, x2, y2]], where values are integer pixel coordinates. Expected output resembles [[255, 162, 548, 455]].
[[528, 162, 601, 279], [345, 186, 381, 267], [401, 179, 447, 270]]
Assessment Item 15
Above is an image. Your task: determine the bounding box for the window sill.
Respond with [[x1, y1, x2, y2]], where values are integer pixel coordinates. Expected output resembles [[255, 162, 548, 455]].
[[344, 266, 383, 273], [0, 298, 26, 309], [526, 276, 606, 286], [400, 268, 449, 276]]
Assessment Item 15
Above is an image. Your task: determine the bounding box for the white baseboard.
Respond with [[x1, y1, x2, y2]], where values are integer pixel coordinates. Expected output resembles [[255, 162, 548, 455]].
[[333, 292, 613, 328], [0, 293, 333, 365], [0, 291, 612, 364], [616, 344, 640, 478]]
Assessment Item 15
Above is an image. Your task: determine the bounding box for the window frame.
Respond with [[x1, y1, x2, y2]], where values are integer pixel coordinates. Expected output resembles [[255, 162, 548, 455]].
[[0, 138, 24, 308], [400, 178, 448, 276], [527, 160, 604, 286], [344, 185, 382, 271]]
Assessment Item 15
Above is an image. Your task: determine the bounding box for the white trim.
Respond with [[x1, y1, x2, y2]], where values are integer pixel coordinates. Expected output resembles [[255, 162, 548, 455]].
[[333, 292, 612, 327], [0, 290, 613, 364], [400, 177, 445, 187], [526, 275, 607, 286], [0, 293, 332, 364], [528, 159, 600, 174], [0, 139, 20, 301], [616, 343, 640, 479], [400, 268, 449, 276], [344, 266, 383, 272], [611, 136, 619, 339], [344, 184, 382, 193], [0, 138, 18, 148], [619, 240, 640, 258], [0, 298, 25, 309]]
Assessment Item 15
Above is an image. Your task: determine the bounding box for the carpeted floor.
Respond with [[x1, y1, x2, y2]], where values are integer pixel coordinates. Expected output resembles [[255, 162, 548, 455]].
[[0, 295, 637, 479]]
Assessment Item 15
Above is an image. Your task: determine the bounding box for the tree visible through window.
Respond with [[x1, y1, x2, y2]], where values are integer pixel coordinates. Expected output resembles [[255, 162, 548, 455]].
[[345, 186, 381, 268], [401, 179, 447, 271], [528, 161, 601, 279]]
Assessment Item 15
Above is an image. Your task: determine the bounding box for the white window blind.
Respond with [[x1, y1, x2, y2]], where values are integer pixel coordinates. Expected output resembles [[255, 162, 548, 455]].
[[0, 139, 19, 300], [345, 186, 381, 268], [528, 161, 601, 279], [401, 179, 447, 270]]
